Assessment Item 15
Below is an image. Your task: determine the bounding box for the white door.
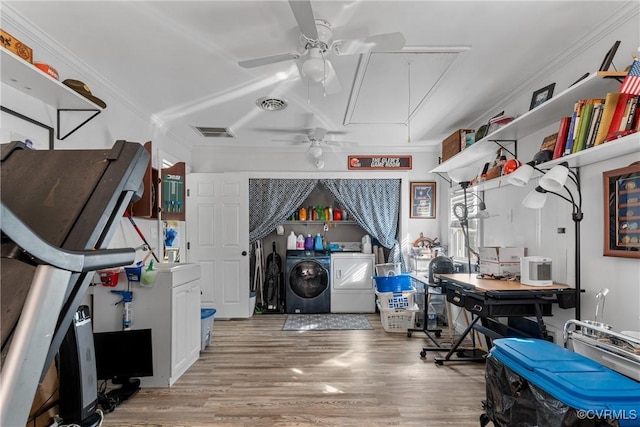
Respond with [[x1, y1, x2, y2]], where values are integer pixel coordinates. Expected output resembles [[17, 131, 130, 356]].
[[186, 173, 250, 319]]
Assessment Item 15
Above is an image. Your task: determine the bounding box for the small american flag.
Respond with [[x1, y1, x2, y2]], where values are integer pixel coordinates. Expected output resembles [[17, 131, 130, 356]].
[[619, 58, 640, 95]]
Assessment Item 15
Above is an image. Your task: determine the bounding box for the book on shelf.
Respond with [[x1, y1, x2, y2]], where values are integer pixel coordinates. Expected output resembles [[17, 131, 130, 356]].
[[585, 99, 604, 149], [563, 101, 582, 155], [594, 92, 621, 146], [572, 99, 598, 153], [553, 116, 571, 159], [539, 132, 558, 153], [606, 93, 634, 140], [623, 95, 640, 131]]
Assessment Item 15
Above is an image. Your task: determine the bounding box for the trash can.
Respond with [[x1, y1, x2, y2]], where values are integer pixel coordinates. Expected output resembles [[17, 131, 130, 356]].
[[200, 308, 216, 351]]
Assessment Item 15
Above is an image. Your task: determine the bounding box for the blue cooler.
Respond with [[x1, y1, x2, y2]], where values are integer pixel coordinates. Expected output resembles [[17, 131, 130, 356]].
[[483, 338, 640, 426]]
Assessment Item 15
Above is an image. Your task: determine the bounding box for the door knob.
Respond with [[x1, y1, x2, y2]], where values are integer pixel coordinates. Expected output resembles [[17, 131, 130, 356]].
[[242, 251, 247, 256]]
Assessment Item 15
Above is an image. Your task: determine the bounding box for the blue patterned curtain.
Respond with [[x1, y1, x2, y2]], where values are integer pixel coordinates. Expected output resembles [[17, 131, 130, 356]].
[[249, 179, 318, 243], [320, 179, 402, 264]]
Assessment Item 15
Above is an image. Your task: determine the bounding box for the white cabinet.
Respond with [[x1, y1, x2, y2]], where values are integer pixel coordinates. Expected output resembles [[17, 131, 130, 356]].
[[92, 263, 201, 387]]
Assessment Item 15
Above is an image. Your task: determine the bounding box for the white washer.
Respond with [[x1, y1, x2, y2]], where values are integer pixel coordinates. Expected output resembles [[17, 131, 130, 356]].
[[330, 253, 375, 313]]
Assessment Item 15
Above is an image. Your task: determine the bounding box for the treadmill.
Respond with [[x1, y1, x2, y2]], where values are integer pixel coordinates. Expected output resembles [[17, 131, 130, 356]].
[[0, 140, 149, 427]]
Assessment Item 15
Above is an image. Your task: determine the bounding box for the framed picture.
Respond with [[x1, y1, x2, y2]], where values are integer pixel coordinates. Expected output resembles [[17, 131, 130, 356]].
[[0, 106, 53, 149], [603, 162, 640, 259], [599, 40, 620, 72], [529, 83, 556, 110], [410, 182, 436, 219]]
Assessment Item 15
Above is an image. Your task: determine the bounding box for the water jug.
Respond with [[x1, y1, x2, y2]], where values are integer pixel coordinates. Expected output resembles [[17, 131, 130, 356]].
[[314, 233, 323, 251]]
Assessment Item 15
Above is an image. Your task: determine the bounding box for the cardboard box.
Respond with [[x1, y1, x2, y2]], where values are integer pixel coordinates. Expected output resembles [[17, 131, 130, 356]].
[[1, 29, 33, 63], [479, 247, 525, 276], [442, 129, 474, 162]]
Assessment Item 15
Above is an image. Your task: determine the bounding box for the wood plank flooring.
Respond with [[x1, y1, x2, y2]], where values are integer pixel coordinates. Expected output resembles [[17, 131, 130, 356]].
[[99, 314, 488, 426]]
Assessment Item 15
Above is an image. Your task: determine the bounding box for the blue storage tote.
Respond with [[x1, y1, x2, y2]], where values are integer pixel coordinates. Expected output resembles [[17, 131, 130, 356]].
[[200, 308, 216, 351], [373, 274, 413, 293], [484, 338, 640, 426]]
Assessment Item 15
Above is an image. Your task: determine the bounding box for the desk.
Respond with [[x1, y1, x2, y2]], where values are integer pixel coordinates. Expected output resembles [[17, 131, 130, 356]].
[[426, 274, 577, 365]]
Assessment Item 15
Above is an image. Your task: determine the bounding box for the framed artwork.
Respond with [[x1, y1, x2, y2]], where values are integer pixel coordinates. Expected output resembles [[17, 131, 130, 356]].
[[410, 182, 436, 219], [0, 105, 53, 149], [599, 40, 620, 72], [603, 162, 640, 259], [529, 83, 556, 110]]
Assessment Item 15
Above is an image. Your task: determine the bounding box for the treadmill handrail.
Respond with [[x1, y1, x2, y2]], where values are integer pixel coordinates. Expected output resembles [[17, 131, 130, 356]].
[[1, 203, 135, 272]]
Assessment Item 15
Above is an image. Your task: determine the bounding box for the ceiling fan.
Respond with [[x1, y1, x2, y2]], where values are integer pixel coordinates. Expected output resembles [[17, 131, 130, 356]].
[[238, 0, 406, 94], [272, 126, 357, 147]]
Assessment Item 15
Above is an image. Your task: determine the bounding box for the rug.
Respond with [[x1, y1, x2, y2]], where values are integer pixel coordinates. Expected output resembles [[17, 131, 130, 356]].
[[282, 313, 373, 331]]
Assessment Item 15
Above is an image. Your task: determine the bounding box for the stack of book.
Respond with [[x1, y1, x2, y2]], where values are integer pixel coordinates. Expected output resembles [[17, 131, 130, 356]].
[[551, 92, 639, 159]]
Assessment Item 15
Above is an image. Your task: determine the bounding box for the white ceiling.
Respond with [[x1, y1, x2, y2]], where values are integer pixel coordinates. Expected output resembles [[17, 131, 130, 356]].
[[2, 1, 632, 154]]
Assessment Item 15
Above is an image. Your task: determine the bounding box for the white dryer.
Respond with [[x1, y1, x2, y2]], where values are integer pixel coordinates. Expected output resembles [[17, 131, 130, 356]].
[[330, 253, 375, 313]]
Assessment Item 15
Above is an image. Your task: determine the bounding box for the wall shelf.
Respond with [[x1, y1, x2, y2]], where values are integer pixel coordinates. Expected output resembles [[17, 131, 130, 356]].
[[285, 221, 358, 225], [1, 48, 103, 139], [432, 72, 621, 174], [460, 133, 639, 192]]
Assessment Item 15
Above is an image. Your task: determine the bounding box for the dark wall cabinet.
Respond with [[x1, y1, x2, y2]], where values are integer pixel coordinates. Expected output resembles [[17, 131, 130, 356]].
[[129, 141, 186, 221]]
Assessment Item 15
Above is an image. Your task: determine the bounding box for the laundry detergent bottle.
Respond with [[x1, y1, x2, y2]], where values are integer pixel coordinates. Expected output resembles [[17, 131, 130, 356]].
[[287, 231, 297, 250], [314, 233, 323, 251], [296, 233, 305, 250], [304, 234, 314, 250]]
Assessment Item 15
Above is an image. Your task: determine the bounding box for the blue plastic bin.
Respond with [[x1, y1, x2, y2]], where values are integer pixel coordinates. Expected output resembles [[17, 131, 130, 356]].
[[485, 338, 640, 426], [200, 308, 216, 351], [373, 274, 413, 293]]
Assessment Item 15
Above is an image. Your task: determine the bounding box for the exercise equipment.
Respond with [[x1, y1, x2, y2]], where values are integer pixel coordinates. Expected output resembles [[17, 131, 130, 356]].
[[0, 140, 148, 427]]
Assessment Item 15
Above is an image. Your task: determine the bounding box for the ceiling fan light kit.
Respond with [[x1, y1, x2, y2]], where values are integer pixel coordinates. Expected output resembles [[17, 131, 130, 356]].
[[237, 0, 406, 93]]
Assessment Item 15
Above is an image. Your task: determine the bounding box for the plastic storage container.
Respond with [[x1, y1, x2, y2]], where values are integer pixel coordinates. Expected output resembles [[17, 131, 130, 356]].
[[200, 308, 216, 351], [373, 274, 413, 293]]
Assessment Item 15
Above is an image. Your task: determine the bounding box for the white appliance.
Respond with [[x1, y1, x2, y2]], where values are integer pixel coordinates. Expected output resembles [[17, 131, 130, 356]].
[[520, 256, 552, 286], [330, 253, 375, 313]]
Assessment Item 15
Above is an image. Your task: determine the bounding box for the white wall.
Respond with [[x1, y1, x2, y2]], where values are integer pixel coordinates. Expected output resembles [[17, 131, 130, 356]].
[[468, 16, 640, 334]]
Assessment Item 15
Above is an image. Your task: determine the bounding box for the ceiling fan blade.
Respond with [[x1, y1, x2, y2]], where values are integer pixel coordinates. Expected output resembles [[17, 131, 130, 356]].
[[333, 32, 406, 55], [321, 60, 342, 94], [325, 140, 358, 146], [288, 0, 318, 40], [273, 136, 310, 144], [238, 52, 301, 68]]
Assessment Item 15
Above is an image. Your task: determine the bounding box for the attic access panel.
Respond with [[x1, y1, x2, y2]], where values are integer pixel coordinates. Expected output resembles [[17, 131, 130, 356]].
[[344, 48, 468, 125]]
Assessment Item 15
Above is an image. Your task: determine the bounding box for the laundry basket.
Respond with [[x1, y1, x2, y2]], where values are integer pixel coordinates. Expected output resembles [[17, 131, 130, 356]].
[[377, 301, 418, 333]]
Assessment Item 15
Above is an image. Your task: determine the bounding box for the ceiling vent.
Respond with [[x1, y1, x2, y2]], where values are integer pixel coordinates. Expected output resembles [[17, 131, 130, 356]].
[[256, 97, 288, 111], [193, 126, 235, 138]]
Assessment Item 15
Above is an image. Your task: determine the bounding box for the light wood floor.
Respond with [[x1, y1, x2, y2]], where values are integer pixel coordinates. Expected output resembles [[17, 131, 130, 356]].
[[100, 314, 488, 427]]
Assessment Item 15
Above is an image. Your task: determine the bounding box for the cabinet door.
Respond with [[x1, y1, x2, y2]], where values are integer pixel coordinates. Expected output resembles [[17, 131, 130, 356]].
[[171, 283, 191, 377], [186, 279, 201, 363], [171, 280, 201, 380]]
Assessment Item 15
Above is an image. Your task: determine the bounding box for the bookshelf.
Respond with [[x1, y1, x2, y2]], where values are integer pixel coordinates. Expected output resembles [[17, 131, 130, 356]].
[[431, 72, 623, 174]]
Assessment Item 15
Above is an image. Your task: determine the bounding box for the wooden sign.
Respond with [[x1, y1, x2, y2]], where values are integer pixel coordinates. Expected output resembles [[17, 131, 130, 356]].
[[348, 155, 412, 170]]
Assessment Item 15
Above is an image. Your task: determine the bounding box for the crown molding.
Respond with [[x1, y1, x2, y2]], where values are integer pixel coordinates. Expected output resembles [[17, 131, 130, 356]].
[[1, 4, 195, 151], [468, 1, 639, 128]]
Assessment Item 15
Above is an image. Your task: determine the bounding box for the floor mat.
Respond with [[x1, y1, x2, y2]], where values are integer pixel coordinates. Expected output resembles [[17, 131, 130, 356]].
[[282, 313, 373, 331]]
